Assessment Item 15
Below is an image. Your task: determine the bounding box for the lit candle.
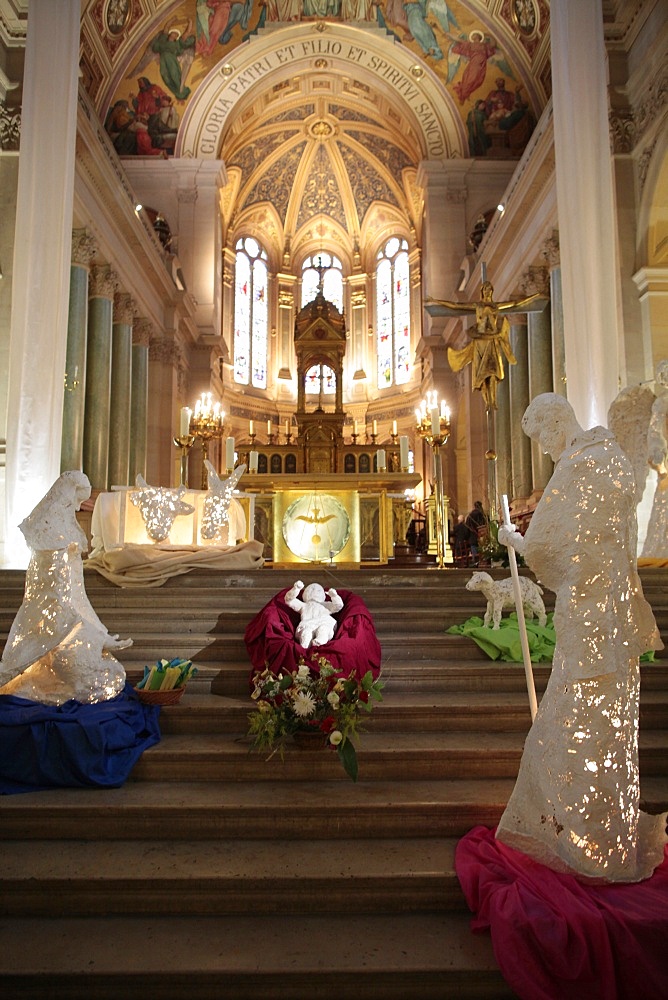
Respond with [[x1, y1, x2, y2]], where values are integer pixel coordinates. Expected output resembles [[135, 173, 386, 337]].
[[225, 436, 235, 470], [267, 419, 272, 436], [249, 419, 254, 436], [353, 419, 358, 435], [180, 407, 191, 437], [373, 419, 378, 435], [285, 419, 289, 435], [392, 419, 397, 436], [400, 436, 409, 469], [377, 449, 386, 471], [249, 450, 258, 473]]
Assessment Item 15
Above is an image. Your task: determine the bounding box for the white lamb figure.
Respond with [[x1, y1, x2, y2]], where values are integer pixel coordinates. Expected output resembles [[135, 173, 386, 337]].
[[465, 571, 547, 631], [285, 580, 344, 648]]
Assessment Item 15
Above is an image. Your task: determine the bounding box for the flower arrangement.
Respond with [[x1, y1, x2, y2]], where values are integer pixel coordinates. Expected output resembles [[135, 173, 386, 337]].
[[248, 655, 384, 781]]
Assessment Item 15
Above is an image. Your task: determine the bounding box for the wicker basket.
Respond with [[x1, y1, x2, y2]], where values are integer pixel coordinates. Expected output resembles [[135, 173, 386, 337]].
[[135, 685, 186, 706]]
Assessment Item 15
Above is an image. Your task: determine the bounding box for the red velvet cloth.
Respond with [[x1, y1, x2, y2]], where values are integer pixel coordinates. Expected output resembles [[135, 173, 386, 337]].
[[244, 587, 381, 681], [455, 825, 668, 1000]]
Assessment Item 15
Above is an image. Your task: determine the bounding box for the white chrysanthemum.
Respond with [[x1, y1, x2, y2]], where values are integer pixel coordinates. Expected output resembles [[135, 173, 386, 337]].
[[292, 690, 316, 717], [296, 664, 310, 681], [329, 730, 343, 746], [327, 691, 340, 709]]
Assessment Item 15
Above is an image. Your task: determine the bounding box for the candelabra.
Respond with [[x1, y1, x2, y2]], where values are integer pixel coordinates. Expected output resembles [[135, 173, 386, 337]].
[[173, 434, 195, 487], [190, 392, 224, 489], [416, 390, 451, 569], [351, 433, 358, 445]]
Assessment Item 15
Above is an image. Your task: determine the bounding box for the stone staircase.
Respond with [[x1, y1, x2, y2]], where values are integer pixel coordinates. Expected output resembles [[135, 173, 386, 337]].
[[0, 565, 666, 999]]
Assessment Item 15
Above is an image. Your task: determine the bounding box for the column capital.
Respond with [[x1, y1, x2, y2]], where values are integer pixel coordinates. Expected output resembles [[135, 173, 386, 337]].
[[89, 264, 118, 299], [132, 317, 154, 347], [149, 336, 181, 367], [71, 229, 96, 268], [113, 292, 134, 325], [540, 230, 560, 269], [518, 266, 550, 297]]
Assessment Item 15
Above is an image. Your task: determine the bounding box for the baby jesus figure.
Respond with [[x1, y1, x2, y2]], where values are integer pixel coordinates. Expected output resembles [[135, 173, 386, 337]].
[[285, 580, 344, 648]]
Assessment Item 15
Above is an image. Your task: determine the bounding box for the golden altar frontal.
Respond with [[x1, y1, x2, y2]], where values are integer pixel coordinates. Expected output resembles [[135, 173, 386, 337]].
[[239, 472, 422, 566]]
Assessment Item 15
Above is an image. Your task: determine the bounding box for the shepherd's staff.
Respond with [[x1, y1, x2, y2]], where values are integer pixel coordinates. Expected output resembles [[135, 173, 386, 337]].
[[500, 494, 538, 721]]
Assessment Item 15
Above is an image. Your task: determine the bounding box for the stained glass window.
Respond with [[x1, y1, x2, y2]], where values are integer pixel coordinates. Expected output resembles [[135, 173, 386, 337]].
[[301, 253, 343, 312], [234, 237, 268, 388], [305, 363, 336, 395], [376, 238, 411, 388]]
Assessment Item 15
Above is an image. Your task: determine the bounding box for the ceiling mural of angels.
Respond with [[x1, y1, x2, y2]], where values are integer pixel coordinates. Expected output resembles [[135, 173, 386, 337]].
[[98, 0, 548, 162]]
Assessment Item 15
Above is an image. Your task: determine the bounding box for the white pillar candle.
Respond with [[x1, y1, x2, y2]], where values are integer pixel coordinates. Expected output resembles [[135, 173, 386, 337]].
[[267, 419, 272, 435], [249, 450, 258, 473], [377, 449, 386, 471], [285, 419, 289, 435], [372, 419, 378, 435], [431, 407, 440, 436], [225, 436, 235, 470], [392, 419, 397, 436], [353, 419, 358, 435], [180, 407, 191, 437], [249, 419, 254, 436], [400, 435, 409, 469]]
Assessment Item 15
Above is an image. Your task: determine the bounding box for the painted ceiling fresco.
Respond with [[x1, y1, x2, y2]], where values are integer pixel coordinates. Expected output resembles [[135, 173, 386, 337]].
[[82, 0, 551, 262], [91, 0, 550, 161]]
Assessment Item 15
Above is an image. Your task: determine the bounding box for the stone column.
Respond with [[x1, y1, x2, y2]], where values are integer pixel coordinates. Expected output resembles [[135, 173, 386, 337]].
[[61, 229, 96, 472], [495, 374, 512, 503], [83, 265, 116, 490], [129, 318, 152, 483], [508, 321, 532, 500], [5, 0, 80, 564], [108, 292, 134, 488], [520, 265, 554, 492], [551, 1, 621, 426], [541, 231, 566, 398], [148, 336, 182, 486]]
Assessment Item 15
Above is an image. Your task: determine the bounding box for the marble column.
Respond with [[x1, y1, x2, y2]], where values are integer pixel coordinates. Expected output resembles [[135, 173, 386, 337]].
[[4, 0, 80, 565], [541, 231, 566, 398], [61, 229, 96, 473], [108, 292, 134, 488], [551, 1, 621, 426], [129, 318, 152, 482], [83, 265, 116, 490], [528, 306, 555, 491], [508, 321, 532, 500], [495, 374, 512, 503]]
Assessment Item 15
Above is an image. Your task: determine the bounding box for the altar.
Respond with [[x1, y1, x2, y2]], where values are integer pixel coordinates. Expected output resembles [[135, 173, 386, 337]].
[[240, 471, 422, 566]]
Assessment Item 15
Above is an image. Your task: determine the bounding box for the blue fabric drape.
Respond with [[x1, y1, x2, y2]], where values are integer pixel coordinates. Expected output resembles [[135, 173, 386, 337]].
[[0, 685, 160, 793]]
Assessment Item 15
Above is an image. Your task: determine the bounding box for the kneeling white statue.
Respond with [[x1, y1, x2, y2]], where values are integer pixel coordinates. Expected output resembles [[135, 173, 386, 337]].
[[0, 472, 131, 705], [285, 580, 344, 648]]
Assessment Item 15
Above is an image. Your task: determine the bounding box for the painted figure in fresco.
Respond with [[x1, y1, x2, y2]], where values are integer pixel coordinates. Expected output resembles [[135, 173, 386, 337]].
[[219, 0, 255, 45], [150, 21, 196, 101], [402, 1, 443, 60], [147, 95, 180, 153], [132, 76, 168, 117], [497, 394, 666, 882], [484, 77, 515, 116], [429, 281, 541, 410], [105, 99, 137, 155], [466, 98, 489, 156], [198, 0, 232, 57], [451, 30, 498, 104]]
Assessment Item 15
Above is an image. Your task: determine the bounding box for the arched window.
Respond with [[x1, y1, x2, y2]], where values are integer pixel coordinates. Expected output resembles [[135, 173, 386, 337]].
[[301, 253, 343, 311], [234, 237, 268, 388], [376, 237, 410, 388]]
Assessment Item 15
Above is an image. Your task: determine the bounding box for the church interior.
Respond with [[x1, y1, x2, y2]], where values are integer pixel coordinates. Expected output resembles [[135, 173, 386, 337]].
[[0, 0, 667, 996]]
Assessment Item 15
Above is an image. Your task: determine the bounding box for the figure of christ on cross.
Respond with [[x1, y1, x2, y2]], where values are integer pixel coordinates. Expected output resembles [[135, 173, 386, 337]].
[[425, 280, 545, 411]]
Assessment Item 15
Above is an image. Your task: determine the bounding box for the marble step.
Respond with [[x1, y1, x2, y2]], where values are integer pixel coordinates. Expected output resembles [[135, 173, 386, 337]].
[[0, 912, 515, 1000], [134, 690, 668, 734], [128, 730, 668, 783], [1, 777, 666, 842], [0, 836, 466, 917]]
